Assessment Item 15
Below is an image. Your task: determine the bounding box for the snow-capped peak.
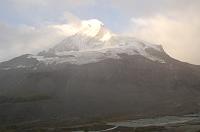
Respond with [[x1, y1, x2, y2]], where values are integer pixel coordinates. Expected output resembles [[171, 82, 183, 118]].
[[23, 19, 166, 66], [78, 19, 112, 41], [49, 19, 114, 52], [80, 19, 104, 37]]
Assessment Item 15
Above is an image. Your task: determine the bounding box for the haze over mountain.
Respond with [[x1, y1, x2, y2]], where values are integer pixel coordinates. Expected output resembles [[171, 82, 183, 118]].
[[0, 19, 200, 126]]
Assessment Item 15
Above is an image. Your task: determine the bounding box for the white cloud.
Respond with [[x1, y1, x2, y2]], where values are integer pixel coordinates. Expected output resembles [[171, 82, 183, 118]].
[[0, 20, 81, 61], [110, 0, 200, 17], [61, 12, 81, 24], [0, 12, 101, 61], [8, 0, 96, 10], [108, 0, 200, 64], [127, 9, 200, 64]]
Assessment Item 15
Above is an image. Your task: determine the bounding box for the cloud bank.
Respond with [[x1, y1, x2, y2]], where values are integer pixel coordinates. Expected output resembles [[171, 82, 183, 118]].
[[0, 12, 89, 61], [0, 22, 72, 61], [122, 1, 200, 64]]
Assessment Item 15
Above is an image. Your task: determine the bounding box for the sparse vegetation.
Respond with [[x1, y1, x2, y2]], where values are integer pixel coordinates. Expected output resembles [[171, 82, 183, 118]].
[[0, 95, 51, 104]]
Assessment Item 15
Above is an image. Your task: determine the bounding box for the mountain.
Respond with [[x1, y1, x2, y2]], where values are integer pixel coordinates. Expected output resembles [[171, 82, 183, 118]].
[[0, 19, 200, 126]]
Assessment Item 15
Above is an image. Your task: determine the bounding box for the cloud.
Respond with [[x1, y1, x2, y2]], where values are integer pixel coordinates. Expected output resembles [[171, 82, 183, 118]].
[[60, 11, 81, 24], [108, 0, 200, 64], [7, 0, 96, 13], [0, 12, 96, 62], [0, 0, 96, 25], [110, 0, 200, 17], [0, 20, 80, 61], [9, 0, 95, 8], [126, 8, 200, 64]]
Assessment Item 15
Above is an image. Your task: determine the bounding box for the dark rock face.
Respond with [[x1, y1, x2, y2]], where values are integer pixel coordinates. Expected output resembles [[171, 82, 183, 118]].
[[0, 53, 200, 125]]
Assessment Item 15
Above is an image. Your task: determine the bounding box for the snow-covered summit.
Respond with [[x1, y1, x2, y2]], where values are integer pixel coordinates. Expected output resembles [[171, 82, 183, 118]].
[[78, 19, 112, 41], [49, 19, 113, 52], [28, 18, 165, 66]]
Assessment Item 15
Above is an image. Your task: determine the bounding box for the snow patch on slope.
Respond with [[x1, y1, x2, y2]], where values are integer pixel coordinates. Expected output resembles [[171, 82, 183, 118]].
[[29, 36, 165, 65]]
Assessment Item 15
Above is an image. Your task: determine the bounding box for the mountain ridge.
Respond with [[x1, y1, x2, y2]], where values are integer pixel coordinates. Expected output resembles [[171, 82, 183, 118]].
[[0, 19, 167, 69]]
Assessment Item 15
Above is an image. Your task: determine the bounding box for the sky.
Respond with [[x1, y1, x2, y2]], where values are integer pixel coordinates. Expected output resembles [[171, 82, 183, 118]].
[[0, 0, 200, 64]]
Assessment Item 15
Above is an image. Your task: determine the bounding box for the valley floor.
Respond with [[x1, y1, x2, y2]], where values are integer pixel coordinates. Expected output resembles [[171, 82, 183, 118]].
[[2, 114, 200, 132]]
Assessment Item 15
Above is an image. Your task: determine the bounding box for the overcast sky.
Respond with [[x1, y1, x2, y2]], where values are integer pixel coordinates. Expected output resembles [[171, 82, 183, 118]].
[[0, 0, 200, 64]]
